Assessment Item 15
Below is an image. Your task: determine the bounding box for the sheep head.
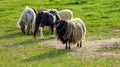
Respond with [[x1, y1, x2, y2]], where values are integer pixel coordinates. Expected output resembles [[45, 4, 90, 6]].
[[56, 20, 68, 33], [19, 21, 25, 34]]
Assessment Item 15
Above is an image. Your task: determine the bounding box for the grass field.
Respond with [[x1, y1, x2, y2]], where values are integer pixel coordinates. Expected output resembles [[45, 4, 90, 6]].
[[0, 0, 120, 67]]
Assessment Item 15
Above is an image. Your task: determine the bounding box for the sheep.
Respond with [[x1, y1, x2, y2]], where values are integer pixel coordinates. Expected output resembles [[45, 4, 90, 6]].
[[33, 11, 61, 39], [57, 9, 73, 20], [48, 9, 73, 20], [56, 18, 86, 49], [17, 6, 37, 34]]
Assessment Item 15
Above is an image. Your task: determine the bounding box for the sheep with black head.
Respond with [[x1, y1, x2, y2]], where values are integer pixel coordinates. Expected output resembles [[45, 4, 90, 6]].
[[56, 18, 86, 49]]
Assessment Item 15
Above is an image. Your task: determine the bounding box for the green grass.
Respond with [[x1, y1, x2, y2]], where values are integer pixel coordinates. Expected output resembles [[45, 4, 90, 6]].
[[0, 0, 120, 67]]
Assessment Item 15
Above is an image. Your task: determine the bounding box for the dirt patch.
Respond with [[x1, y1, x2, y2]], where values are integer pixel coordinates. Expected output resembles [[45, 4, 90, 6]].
[[40, 38, 120, 58]]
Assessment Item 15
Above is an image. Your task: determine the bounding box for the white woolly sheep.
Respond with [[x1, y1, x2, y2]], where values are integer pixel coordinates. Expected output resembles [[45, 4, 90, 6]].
[[17, 6, 37, 34], [58, 9, 73, 20], [56, 18, 86, 49], [48, 9, 73, 20]]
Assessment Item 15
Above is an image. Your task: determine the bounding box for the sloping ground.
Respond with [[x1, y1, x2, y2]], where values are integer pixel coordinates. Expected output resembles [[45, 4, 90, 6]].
[[40, 38, 120, 58]]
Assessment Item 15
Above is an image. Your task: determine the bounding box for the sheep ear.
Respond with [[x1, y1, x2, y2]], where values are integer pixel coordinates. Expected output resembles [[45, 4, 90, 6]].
[[56, 14, 61, 20], [62, 20, 68, 24], [32, 8, 37, 15]]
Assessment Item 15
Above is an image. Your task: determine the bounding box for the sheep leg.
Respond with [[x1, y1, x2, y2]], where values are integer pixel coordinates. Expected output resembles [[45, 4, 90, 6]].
[[77, 41, 82, 47], [50, 24, 54, 38], [33, 21, 40, 38], [30, 22, 33, 34], [77, 43, 79, 47], [28, 23, 32, 35], [80, 41, 82, 47], [30, 25, 33, 35], [39, 27, 44, 39], [68, 41, 71, 49], [27, 24, 30, 35], [23, 28, 25, 34], [65, 41, 68, 49]]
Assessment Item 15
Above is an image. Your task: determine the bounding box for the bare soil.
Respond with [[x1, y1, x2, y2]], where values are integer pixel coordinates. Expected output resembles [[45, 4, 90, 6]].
[[40, 38, 120, 58]]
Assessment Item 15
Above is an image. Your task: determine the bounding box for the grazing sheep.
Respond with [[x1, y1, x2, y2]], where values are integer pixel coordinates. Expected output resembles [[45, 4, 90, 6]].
[[17, 6, 37, 34], [58, 9, 73, 20], [56, 18, 86, 49], [33, 11, 61, 39]]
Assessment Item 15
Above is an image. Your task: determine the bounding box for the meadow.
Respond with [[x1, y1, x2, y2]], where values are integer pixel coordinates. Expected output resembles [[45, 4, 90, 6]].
[[0, 0, 120, 67]]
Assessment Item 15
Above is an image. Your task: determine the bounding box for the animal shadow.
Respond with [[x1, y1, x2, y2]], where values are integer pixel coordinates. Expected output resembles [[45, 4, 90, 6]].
[[24, 49, 72, 62], [0, 32, 21, 40]]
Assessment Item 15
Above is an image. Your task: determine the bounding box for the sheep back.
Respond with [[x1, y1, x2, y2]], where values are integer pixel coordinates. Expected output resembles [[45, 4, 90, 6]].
[[17, 6, 36, 28], [58, 9, 73, 20]]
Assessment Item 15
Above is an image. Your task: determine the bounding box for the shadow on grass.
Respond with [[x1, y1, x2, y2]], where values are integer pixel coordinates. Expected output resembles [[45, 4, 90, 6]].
[[0, 32, 23, 40], [0, 29, 34, 40], [24, 49, 72, 62], [5, 37, 56, 47], [39, 37, 56, 43], [4, 28, 18, 32], [5, 39, 36, 47]]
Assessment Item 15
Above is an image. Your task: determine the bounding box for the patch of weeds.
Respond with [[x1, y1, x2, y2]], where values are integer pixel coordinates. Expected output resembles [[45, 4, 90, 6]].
[[49, 0, 54, 1], [104, 9, 120, 13], [86, 14, 93, 17], [97, 43, 120, 53], [67, 0, 87, 5], [100, 16, 109, 19]]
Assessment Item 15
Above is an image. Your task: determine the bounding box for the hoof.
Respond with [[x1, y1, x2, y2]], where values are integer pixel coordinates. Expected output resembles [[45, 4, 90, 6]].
[[68, 47, 70, 49], [80, 44, 82, 47], [77, 43, 79, 47], [65, 47, 67, 49]]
